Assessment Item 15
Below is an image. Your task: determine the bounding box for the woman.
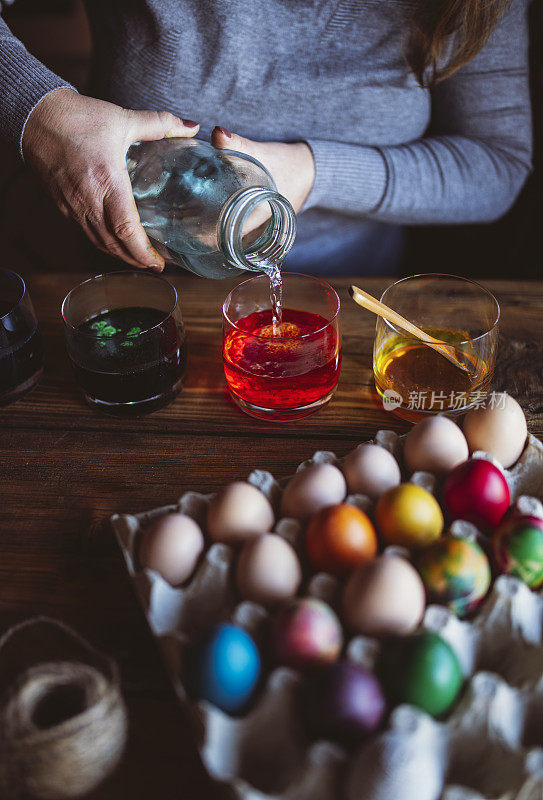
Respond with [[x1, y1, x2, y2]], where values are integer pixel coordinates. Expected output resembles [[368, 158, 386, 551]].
[[0, 0, 532, 276]]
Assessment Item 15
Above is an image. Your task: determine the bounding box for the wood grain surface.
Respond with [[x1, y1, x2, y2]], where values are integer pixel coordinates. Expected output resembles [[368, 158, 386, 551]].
[[1, 272, 542, 800]]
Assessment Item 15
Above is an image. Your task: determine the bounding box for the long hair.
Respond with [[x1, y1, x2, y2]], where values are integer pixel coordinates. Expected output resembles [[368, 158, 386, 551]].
[[407, 0, 511, 87]]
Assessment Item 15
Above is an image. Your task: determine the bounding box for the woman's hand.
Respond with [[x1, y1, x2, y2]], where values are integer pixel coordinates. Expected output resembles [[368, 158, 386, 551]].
[[22, 88, 199, 270], [211, 126, 315, 214]]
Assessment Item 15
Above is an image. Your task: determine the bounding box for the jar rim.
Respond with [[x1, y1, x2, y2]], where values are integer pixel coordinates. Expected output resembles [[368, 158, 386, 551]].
[[219, 186, 297, 273]]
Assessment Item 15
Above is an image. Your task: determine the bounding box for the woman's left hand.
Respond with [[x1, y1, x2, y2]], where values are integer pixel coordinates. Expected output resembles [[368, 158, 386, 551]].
[[211, 126, 315, 213]]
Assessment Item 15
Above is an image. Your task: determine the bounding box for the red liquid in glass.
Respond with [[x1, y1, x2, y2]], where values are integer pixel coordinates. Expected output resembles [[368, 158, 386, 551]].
[[223, 308, 341, 417]]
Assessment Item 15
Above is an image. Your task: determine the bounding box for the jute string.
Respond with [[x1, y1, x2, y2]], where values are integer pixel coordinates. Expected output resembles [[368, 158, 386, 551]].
[[0, 618, 128, 800]]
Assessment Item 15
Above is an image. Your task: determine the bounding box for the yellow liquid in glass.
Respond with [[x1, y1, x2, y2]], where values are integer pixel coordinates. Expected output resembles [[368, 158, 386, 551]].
[[374, 328, 490, 414]]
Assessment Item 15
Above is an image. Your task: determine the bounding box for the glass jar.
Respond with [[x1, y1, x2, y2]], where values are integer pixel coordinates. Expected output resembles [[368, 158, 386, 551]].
[[127, 138, 297, 279]]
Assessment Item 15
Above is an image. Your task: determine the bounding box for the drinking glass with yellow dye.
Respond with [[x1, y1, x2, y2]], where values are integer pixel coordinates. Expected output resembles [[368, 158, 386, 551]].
[[373, 274, 499, 420]]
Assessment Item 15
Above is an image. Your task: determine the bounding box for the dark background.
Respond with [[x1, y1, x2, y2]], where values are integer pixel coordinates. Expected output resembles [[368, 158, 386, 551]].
[[1, 0, 541, 280]]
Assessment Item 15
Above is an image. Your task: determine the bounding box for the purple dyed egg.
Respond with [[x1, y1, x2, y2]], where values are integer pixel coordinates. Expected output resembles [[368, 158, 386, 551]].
[[300, 661, 386, 746], [271, 598, 343, 670]]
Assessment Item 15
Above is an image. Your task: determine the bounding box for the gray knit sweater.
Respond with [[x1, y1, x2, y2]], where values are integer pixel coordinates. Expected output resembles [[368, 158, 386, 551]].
[[0, 0, 533, 274]]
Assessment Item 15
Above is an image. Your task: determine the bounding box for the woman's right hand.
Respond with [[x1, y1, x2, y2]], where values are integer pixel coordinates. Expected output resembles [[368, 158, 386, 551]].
[[22, 88, 199, 270]]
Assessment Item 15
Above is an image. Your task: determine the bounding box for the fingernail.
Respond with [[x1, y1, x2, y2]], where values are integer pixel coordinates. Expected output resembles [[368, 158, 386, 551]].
[[182, 119, 199, 128], [215, 126, 232, 138], [149, 264, 163, 273]]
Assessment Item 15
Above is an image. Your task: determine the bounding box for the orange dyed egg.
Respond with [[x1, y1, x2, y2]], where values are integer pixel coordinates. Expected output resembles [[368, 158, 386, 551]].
[[306, 504, 377, 575]]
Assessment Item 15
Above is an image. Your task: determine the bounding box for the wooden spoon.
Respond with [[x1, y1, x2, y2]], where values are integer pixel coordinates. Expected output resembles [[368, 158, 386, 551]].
[[349, 285, 475, 377]]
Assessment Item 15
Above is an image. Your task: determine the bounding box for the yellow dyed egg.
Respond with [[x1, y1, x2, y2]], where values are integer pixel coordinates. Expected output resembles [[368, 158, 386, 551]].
[[375, 483, 443, 548]]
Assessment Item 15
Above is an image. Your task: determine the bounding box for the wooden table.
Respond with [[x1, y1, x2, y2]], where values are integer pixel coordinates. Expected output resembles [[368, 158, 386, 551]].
[[1, 273, 542, 800]]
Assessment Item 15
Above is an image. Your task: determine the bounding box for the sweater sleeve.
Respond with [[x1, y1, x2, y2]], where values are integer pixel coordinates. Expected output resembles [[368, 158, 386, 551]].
[[0, 16, 73, 158], [303, 0, 532, 225]]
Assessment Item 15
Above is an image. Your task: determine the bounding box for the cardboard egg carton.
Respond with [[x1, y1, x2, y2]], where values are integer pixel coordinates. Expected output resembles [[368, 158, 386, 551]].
[[111, 432, 543, 800]]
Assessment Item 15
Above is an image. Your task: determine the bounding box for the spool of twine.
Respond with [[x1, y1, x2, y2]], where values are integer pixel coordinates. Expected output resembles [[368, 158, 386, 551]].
[[0, 620, 128, 800]]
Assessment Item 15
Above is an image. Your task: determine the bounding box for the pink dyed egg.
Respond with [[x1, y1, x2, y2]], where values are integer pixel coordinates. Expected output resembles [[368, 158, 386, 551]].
[[271, 598, 343, 670]]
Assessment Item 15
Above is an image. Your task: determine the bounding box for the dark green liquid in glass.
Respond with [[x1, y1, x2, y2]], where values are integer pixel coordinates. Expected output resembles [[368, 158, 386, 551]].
[[72, 306, 185, 416]]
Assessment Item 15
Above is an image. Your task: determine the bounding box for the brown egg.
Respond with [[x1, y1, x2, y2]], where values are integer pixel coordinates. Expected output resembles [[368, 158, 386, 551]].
[[207, 481, 274, 544], [139, 513, 204, 586], [404, 416, 468, 475], [343, 444, 401, 499], [463, 392, 527, 468], [342, 554, 425, 636], [236, 534, 302, 607], [280, 463, 347, 521]]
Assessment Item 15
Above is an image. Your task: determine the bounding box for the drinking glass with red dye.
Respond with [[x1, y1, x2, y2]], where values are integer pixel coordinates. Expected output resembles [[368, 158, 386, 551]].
[[223, 273, 341, 420]]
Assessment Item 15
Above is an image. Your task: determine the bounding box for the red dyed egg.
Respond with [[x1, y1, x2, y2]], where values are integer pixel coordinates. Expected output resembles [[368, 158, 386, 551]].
[[443, 458, 510, 531]]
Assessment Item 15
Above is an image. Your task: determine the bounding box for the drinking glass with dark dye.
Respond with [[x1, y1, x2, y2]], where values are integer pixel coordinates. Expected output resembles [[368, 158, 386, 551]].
[[0, 270, 43, 405], [223, 273, 341, 421], [62, 271, 186, 416]]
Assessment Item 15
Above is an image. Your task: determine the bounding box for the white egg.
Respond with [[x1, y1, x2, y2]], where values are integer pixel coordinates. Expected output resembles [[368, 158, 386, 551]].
[[343, 444, 401, 499], [139, 513, 204, 586], [463, 392, 528, 468], [207, 481, 274, 544], [280, 463, 347, 521], [342, 553, 425, 637], [236, 533, 302, 607], [403, 415, 469, 474]]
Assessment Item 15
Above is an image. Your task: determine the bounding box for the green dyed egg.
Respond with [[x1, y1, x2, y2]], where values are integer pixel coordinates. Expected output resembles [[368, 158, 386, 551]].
[[492, 516, 543, 588], [416, 536, 491, 617], [378, 632, 463, 717]]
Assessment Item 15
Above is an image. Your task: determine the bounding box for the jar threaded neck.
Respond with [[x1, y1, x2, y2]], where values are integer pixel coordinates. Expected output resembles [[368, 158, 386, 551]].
[[219, 187, 297, 272]]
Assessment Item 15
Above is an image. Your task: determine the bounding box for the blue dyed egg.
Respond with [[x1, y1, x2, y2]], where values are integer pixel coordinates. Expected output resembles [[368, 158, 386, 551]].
[[195, 624, 261, 713]]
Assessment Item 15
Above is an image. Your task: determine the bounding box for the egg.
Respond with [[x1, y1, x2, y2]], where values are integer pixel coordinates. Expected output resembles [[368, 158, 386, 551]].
[[305, 504, 377, 575], [342, 554, 425, 636], [236, 534, 302, 607], [207, 481, 274, 544], [300, 661, 386, 745], [415, 535, 491, 616], [492, 515, 543, 588], [280, 463, 347, 521], [138, 512, 204, 586], [463, 393, 527, 468], [375, 483, 443, 548], [342, 444, 401, 499], [271, 598, 343, 669], [378, 632, 463, 717], [404, 416, 468, 475], [510, 509, 543, 533], [443, 458, 510, 531], [193, 624, 261, 714]]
